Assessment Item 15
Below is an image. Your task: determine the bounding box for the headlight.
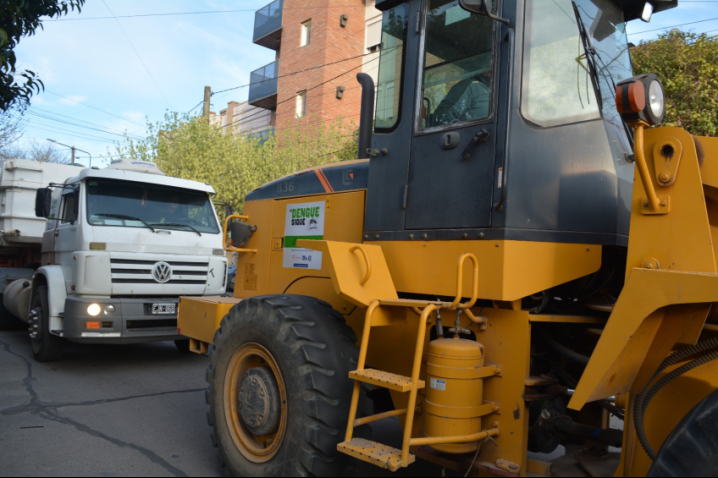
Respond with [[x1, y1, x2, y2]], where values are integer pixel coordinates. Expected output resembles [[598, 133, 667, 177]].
[[616, 74, 665, 126], [87, 303, 102, 317], [104, 305, 116, 316]]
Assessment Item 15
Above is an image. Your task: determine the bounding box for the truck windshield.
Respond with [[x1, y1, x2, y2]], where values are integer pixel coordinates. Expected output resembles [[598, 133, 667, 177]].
[[522, 0, 633, 128], [86, 179, 220, 234]]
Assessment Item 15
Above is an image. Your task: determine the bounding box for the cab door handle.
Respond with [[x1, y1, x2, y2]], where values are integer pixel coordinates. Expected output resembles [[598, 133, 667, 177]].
[[462, 129, 490, 161]]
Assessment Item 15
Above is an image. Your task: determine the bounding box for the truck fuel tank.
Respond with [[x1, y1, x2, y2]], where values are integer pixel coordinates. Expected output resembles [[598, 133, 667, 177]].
[[4, 278, 32, 323]]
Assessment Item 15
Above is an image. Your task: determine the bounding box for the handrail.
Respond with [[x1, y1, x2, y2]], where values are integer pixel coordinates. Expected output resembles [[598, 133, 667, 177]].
[[223, 215, 258, 253], [634, 122, 661, 212], [350, 245, 372, 286], [449, 253, 479, 310]]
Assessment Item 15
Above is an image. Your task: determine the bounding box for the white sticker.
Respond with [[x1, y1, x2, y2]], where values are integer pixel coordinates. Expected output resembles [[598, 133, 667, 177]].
[[283, 201, 325, 270], [430, 378, 446, 391], [498, 167, 503, 188]]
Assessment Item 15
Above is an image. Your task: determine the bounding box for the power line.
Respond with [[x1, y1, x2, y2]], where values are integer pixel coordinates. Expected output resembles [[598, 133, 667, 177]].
[[46, 91, 147, 128], [223, 54, 381, 130], [27, 111, 145, 140], [102, 0, 174, 110], [29, 107, 145, 138], [45, 5, 368, 22], [630, 16, 718, 35], [25, 122, 124, 145]]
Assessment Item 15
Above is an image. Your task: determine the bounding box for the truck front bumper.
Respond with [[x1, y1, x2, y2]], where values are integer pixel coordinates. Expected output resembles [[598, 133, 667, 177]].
[[62, 297, 184, 344]]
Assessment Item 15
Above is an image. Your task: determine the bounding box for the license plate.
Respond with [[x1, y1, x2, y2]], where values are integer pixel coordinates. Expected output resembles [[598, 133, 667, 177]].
[[152, 303, 176, 315]]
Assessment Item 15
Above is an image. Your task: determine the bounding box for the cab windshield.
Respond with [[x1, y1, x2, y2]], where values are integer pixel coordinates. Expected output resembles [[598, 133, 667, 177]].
[[86, 179, 220, 234], [522, 0, 633, 128]]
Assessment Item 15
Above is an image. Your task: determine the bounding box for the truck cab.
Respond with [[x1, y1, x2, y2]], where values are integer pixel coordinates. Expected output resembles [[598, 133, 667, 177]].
[[27, 159, 227, 361]]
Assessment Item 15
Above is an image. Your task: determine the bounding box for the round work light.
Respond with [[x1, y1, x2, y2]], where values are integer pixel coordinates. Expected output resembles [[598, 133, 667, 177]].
[[87, 303, 102, 317], [616, 74, 665, 126]]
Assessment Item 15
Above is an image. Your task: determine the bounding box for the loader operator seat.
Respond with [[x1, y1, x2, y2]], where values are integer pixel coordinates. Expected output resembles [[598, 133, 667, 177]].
[[432, 74, 490, 127]]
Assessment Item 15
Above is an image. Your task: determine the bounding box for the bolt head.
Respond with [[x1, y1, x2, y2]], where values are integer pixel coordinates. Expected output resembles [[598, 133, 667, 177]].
[[643, 202, 649, 208], [659, 172, 672, 182]]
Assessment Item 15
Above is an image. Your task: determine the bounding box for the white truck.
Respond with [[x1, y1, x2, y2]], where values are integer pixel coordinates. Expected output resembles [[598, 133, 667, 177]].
[[0, 158, 228, 362]]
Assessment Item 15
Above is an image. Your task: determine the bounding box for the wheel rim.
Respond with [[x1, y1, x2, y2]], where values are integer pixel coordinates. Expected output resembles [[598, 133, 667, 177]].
[[224, 343, 288, 464]]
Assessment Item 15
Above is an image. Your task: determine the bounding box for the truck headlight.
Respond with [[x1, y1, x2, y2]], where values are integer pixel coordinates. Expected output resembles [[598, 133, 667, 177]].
[[104, 305, 116, 316], [87, 303, 102, 317], [616, 74, 665, 126]]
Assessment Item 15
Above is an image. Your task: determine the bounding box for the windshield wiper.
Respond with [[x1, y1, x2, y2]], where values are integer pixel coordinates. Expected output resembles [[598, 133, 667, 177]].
[[572, 2, 603, 111], [150, 223, 202, 236], [96, 213, 156, 233]]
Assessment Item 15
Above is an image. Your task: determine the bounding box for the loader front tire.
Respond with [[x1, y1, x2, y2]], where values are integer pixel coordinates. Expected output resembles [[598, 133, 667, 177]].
[[206, 295, 359, 477], [648, 388, 718, 477]]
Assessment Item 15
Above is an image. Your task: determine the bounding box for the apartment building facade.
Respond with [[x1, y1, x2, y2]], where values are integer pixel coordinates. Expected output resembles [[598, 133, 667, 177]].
[[209, 101, 275, 140], [247, 0, 382, 133]]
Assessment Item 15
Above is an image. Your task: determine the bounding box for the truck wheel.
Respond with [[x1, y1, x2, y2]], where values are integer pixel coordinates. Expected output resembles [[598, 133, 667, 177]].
[[206, 295, 359, 477], [0, 294, 25, 331], [648, 388, 718, 476], [29, 286, 64, 362]]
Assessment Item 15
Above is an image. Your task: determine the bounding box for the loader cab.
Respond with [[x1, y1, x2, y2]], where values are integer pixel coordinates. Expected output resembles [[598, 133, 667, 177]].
[[365, 0, 661, 247]]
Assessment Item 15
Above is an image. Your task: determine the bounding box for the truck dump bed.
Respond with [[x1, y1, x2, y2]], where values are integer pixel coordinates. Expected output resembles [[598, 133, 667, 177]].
[[0, 159, 82, 244]]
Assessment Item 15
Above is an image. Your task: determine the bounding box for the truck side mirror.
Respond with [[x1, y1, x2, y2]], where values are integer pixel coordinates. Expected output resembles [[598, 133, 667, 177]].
[[35, 188, 52, 218]]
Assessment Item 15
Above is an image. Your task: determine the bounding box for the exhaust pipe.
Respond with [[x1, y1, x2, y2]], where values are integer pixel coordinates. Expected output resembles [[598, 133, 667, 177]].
[[356, 73, 375, 160]]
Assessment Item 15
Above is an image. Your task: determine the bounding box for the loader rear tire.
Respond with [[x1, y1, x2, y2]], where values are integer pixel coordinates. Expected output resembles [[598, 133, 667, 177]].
[[206, 295, 359, 477], [648, 388, 718, 477]]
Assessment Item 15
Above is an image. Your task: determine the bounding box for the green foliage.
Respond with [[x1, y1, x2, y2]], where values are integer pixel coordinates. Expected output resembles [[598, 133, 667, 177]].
[[115, 113, 358, 213], [0, 0, 85, 110], [631, 31, 718, 137]]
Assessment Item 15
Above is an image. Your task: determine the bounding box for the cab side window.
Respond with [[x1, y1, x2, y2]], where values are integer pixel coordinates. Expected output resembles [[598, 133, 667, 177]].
[[419, 0, 495, 131], [60, 189, 78, 224]]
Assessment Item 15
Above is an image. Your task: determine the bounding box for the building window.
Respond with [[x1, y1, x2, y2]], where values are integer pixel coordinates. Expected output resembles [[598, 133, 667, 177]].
[[296, 91, 307, 118], [301, 21, 312, 47], [365, 19, 382, 52]]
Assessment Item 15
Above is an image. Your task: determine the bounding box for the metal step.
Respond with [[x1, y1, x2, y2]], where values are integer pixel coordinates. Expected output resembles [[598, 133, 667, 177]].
[[338, 438, 415, 472], [349, 369, 424, 392]]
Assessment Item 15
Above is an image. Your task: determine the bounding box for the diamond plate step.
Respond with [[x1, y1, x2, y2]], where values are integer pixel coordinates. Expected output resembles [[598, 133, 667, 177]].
[[349, 369, 424, 392], [338, 438, 415, 471]]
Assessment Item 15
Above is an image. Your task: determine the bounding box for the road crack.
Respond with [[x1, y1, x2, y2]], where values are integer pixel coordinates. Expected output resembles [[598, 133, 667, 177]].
[[38, 410, 188, 477], [0, 337, 200, 477]]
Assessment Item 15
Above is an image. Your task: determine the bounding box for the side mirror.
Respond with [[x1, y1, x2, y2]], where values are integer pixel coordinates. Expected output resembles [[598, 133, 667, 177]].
[[459, 0, 509, 24], [35, 188, 52, 218], [229, 221, 257, 249], [459, 0, 491, 15]]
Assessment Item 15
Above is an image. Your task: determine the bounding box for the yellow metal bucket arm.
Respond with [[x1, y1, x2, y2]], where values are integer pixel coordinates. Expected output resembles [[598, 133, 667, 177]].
[[570, 126, 718, 410]]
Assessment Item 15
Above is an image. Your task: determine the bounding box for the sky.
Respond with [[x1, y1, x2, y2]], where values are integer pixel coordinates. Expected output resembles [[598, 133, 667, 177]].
[[10, 0, 718, 168]]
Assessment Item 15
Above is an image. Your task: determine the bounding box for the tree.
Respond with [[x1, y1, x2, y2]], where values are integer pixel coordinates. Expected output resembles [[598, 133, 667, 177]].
[[115, 113, 358, 213], [631, 31, 718, 137], [0, 139, 69, 163], [0, 0, 85, 111], [0, 108, 24, 154]]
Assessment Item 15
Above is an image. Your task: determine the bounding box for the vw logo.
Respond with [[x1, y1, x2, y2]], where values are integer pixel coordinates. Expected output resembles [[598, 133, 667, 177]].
[[152, 262, 172, 283]]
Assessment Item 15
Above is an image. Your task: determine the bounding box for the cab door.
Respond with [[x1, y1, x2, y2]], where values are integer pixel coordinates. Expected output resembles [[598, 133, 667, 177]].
[[404, 0, 498, 230], [53, 184, 81, 292]]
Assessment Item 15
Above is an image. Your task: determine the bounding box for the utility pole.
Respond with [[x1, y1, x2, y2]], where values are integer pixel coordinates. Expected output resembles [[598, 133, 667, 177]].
[[47, 139, 92, 167], [203, 86, 211, 120]]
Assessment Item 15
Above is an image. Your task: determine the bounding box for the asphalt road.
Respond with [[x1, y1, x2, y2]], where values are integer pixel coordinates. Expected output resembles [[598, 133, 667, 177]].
[[0, 330, 447, 477]]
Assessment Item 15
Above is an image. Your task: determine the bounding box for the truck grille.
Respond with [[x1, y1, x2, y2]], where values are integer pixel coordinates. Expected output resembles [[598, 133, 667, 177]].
[[110, 259, 209, 285]]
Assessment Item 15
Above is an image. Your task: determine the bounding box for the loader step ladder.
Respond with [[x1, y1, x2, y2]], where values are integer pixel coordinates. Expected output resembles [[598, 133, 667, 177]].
[[337, 253, 500, 471]]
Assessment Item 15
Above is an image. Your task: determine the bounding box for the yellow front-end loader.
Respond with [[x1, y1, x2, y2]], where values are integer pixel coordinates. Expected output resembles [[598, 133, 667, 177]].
[[178, 0, 718, 475]]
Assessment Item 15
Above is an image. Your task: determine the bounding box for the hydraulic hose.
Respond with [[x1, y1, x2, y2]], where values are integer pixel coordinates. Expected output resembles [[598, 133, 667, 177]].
[[634, 338, 718, 460], [537, 327, 590, 366]]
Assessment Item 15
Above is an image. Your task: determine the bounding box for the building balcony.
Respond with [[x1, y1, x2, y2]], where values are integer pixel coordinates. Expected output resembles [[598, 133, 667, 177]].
[[253, 0, 283, 50], [248, 61, 278, 110]]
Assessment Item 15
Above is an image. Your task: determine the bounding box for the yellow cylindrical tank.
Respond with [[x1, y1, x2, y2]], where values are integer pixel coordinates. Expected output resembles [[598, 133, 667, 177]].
[[425, 336, 485, 454]]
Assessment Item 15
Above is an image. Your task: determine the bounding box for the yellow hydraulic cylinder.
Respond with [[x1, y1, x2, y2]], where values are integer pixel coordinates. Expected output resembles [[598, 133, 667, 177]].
[[425, 336, 485, 454]]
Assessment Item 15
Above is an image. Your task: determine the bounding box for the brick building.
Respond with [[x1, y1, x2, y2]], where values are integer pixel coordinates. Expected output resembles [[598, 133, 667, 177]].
[[246, 0, 382, 134]]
